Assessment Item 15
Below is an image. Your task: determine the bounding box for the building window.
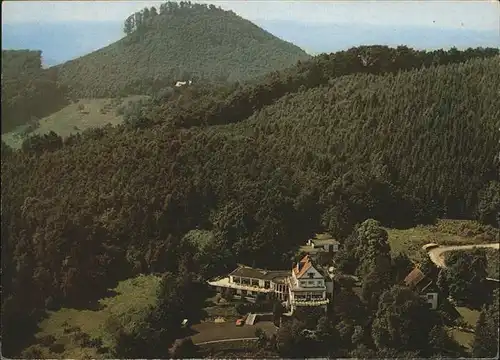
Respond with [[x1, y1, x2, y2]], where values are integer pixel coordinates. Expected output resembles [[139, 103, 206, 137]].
[[317, 280, 322, 286], [427, 293, 434, 300], [264, 281, 270, 289], [241, 278, 250, 285], [308, 280, 314, 286], [251, 279, 259, 287], [308, 272, 314, 279]]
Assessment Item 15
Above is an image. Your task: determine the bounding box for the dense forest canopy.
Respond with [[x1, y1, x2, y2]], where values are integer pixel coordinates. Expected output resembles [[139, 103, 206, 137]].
[[1, 50, 69, 133], [1, 45, 499, 356], [136, 45, 500, 130], [54, 1, 310, 98]]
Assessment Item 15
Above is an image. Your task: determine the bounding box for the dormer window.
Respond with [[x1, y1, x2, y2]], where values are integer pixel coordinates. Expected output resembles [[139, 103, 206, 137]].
[[308, 272, 314, 279]]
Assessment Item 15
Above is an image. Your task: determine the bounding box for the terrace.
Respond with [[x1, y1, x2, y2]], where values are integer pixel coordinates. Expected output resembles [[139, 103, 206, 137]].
[[294, 299, 330, 307]]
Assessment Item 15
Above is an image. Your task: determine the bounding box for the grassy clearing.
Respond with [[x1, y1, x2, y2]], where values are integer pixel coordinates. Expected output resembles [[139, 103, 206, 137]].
[[23, 274, 161, 359], [385, 219, 499, 262], [2, 95, 148, 149], [447, 306, 480, 351], [456, 307, 480, 326]]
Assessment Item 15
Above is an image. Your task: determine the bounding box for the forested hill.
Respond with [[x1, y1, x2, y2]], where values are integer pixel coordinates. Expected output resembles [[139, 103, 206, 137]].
[[2, 45, 500, 356], [1, 50, 68, 133], [54, 1, 310, 98], [2, 49, 43, 77]]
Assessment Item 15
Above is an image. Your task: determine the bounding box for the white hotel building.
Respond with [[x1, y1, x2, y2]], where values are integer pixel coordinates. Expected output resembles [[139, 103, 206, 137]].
[[208, 255, 334, 314]]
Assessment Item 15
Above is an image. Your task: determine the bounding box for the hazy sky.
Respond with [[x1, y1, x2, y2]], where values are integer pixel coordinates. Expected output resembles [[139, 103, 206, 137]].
[[2, 0, 499, 31]]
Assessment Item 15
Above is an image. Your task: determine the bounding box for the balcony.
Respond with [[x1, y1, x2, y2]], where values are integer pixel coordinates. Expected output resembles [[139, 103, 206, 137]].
[[207, 276, 273, 293], [286, 277, 326, 291], [293, 298, 330, 307]]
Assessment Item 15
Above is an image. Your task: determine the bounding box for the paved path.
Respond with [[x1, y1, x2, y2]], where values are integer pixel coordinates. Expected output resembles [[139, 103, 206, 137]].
[[426, 243, 499, 268], [196, 337, 258, 346], [426, 243, 500, 282]]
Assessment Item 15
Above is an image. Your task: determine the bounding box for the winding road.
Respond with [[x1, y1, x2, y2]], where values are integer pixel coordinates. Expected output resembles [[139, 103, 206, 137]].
[[196, 337, 258, 346], [425, 242, 500, 282]]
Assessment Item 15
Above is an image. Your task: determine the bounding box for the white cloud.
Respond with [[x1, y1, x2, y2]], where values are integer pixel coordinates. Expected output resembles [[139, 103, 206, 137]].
[[2, 0, 499, 31]]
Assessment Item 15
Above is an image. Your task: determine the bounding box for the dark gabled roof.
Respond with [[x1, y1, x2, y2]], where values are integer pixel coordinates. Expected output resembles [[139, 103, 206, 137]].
[[229, 265, 289, 281], [311, 238, 340, 246]]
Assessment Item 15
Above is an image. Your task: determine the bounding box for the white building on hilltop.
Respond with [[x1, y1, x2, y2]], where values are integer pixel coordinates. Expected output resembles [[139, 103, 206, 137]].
[[175, 80, 192, 87]]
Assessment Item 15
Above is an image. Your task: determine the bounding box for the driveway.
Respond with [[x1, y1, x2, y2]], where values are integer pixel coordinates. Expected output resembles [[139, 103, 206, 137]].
[[427, 243, 499, 268]]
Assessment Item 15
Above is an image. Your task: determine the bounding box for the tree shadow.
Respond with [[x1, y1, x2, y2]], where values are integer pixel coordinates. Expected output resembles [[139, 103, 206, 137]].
[[68, 289, 119, 311], [438, 298, 461, 326], [1, 308, 46, 357], [182, 326, 200, 338]]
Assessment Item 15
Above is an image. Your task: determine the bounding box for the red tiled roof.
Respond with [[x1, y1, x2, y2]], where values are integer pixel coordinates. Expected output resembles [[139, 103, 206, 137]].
[[404, 267, 425, 288], [293, 255, 313, 278]]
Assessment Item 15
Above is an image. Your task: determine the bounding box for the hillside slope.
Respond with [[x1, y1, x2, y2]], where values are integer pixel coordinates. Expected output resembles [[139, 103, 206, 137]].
[[224, 57, 500, 223], [2, 48, 499, 356], [1, 50, 69, 133], [54, 1, 310, 97], [1, 96, 147, 149]]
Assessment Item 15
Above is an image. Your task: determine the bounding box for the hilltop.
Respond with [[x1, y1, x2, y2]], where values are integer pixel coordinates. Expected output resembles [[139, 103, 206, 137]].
[[2, 46, 500, 357], [54, 1, 310, 97]]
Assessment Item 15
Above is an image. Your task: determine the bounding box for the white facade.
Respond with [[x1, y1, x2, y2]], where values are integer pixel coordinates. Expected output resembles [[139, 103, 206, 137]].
[[423, 292, 439, 310], [287, 256, 332, 313], [208, 266, 289, 302], [306, 238, 340, 253], [208, 257, 333, 314]]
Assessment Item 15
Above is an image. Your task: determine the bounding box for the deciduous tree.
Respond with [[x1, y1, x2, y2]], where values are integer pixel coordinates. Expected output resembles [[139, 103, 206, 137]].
[[372, 286, 438, 355]]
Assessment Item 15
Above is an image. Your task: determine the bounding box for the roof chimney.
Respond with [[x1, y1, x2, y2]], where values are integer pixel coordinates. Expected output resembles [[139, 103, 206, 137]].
[[297, 261, 303, 272]]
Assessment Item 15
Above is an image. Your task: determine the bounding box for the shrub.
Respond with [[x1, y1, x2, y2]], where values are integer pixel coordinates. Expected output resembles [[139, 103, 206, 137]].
[[235, 302, 247, 315], [86, 336, 103, 348], [44, 296, 58, 310], [170, 338, 198, 359], [63, 325, 80, 334], [235, 299, 273, 315], [71, 330, 90, 346], [38, 334, 56, 346], [22, 345, 44, 358], [49, 343, 65, 354], [222, 287, 235, 301], [214, 293, 222, 303]]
